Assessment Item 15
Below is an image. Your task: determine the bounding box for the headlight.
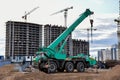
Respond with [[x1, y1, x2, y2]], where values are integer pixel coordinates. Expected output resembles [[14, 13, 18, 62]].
[[39, 60, 41, 63]]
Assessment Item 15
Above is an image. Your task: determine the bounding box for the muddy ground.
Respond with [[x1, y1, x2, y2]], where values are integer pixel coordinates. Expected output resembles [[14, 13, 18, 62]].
[[0, 64, 120, 80]]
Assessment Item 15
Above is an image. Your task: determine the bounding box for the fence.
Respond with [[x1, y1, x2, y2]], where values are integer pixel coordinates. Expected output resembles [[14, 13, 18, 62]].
[[0, 60, 11, 67]]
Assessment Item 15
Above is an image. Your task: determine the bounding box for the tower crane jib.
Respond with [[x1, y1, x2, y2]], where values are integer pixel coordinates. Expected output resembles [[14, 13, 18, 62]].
[[22, 6, 39, 22]]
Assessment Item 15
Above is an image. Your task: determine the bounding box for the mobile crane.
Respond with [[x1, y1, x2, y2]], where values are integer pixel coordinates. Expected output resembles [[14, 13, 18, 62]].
[[34, 9, 96, 73]]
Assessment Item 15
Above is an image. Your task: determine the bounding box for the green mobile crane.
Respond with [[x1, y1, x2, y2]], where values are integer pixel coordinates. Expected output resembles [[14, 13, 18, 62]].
[[34, 9, 96, 73]]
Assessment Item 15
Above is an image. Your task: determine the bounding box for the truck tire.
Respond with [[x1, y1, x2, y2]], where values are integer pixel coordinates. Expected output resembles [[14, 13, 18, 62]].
[[77, 62, 85, 72], [48, 61, 57, 73], [38, 62, 44, 71], [65, 62, 74, 72]]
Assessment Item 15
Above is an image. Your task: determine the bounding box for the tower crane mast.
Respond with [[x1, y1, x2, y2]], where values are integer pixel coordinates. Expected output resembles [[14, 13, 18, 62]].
[[22, 6, 39, 22], [114, 0, 120, 23]]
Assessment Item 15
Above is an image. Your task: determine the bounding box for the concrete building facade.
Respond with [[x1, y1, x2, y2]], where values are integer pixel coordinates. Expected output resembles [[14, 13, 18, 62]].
[[44, 24, 71, 55], [98, 44, 118, 62], [103, 49, 111, 61], [111, 44, 118, 60], [44, 24, 89, 56], [6, 22, 89, 62], [98, 50, 104, 61], [5, 21, 42, 62], [72, 39, 89, 56]]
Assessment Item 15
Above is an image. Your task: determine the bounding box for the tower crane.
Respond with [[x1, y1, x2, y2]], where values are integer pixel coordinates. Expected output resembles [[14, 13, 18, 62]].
[[51, 6, 73, 56], [114, 0, 120, 23], [78, 28, 96, 56], [80, 28, 97, 42], [90, 19, 95, 43], [51, 6, 73, 27], [22, 6, 39, 22]]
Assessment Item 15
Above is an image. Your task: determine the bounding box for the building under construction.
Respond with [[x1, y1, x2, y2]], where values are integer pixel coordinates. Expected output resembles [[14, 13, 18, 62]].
[[72, 39, 89, 56], [5, 21, 42, 62], [5, 21, 89, 62], [44, 24, 89, 56], [44, 24, 71, 55]]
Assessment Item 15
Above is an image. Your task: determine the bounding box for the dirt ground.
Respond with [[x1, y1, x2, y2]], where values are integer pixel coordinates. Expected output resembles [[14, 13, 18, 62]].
[[0, 64, 120, 80]]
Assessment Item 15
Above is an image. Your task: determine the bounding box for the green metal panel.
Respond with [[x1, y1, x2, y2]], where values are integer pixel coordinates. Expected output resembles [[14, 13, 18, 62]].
[[37, 47, 66, 60], [77, 53, 97, 66]]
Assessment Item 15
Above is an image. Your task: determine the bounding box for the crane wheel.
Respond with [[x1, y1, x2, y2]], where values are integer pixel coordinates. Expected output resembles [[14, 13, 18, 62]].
[[65, 62, 74, 72], [48, 61, 57, 73], [38, 62, 44, 71], [77, 62, 85, 72]]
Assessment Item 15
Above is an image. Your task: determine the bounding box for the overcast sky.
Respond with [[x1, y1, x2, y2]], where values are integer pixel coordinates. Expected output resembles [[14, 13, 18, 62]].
[[0, 0, 119, 57]]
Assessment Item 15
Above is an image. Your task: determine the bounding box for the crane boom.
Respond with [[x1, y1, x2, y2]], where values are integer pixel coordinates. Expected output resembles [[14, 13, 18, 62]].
[[34, 9, 96, 73], [48, 9, 93, 50], [36, 9, 93, 60]]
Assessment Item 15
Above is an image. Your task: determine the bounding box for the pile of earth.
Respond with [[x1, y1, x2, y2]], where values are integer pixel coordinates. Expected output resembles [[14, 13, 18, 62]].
[[97, 65, 120, 80]]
